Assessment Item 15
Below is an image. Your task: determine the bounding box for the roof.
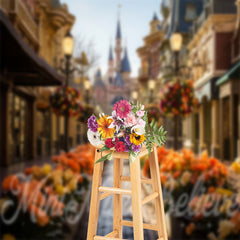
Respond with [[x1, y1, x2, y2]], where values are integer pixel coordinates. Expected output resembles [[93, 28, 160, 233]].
[[166, 0, 203, 38], [0, 10, 64, 86], [108, 45, 113, 61], [95, 69, 105, 87], [152, 12, 159, 21], [113, 72, 124, 87], [216, 62, 240, 86], [121, 48, 131, 72], [116, 19, 122, 39]]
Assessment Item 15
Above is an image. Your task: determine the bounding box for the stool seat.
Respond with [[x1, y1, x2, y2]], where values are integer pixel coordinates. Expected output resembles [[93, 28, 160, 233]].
[[87, 146, 168, 240]]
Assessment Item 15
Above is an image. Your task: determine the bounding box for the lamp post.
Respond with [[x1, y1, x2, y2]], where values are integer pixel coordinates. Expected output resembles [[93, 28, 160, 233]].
[[131, 91, 138, 104], [62, 31, 74, 152], [84, 78, 91, 105], [170, 32, 183, 150], [148, 79, 156, 103]]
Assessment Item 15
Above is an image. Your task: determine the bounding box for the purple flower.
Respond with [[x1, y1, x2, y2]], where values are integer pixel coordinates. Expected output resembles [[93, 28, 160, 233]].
[[125, 135, 131, 146], [88, 115, 99, 132], [132, 144, 141, 153], [124, 145, 130, 152]]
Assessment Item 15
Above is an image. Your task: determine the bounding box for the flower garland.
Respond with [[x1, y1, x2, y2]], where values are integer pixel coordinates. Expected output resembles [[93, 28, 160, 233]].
[[87, 100, 167, 163], [50, 86, 82, 116], [159, 79, 198, 117]]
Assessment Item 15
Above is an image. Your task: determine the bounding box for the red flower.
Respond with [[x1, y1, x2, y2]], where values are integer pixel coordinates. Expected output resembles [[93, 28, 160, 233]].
[[105, 138, 115, 148], [115, 141, 125, 152]]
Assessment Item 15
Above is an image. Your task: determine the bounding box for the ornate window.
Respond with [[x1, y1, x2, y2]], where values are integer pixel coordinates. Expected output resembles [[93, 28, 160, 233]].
[[185, 3, 197, 22]]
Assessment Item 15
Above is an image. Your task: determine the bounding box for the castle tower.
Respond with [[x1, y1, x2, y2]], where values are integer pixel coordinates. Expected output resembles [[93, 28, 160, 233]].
[[108, 44, 114, 84], [115, 19, 122, 71], [121, 47, 131, 80], [150, 12, 160, 34]]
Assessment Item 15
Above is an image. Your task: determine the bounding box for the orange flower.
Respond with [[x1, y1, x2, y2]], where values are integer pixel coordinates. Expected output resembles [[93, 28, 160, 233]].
[[2, 175, 19, 192], [67, 159, 80, 173], [186, 223, 195, 236], [97, 115, 115, 139], [28, 204, 49, 226]]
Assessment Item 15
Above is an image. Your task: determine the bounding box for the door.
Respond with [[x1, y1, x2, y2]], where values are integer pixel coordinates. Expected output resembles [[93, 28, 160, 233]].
[[11, 94, 33, 163], [222, 97, 230, 160]]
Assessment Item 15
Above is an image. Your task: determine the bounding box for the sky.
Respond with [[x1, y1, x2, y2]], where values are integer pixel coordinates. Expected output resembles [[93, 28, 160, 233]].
[[62, 0, 162, 78]]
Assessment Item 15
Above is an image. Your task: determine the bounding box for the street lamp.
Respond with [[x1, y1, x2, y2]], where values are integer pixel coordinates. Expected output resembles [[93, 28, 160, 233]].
[[131, 91, 138, 104], [84, 79, 91, 105], [62, 31, 74, 152], [170, 32, 183, 150], [148, 79, 156, 103]]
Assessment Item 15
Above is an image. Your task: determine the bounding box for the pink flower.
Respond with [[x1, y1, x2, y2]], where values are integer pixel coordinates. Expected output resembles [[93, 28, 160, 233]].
[[125, 113, 137, 127], [136, 110, 145, 117], [115, 141, 126, 152], [113, 100, 131, 119], [137, 118, 146, 127]]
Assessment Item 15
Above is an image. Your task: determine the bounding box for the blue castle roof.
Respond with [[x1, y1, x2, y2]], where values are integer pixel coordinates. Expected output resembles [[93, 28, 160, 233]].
[[95, 69, 105, 87], [113, 72, 124, 87], [121, 48, 131, 72], [108, 45, 113, 61], [116, 20, 122, 39]]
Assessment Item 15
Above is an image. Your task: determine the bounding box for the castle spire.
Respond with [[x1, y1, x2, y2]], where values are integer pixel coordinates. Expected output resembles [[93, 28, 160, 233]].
[[121, 47, 131, 73], [116, 19, 122, 39]]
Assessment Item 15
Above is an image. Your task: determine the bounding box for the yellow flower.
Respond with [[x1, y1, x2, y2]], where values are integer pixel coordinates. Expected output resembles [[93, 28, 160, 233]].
[[231, 162, 240, 174], [55, 185, 65, 196], [216, 188, 233, 197], [68, 176, 78, 191], [3, 234, 16, 240], [64, 168, 74, 181], [97, 115, 115, 139], [129, 133, 146, 145], [42, 164, 52, 176]]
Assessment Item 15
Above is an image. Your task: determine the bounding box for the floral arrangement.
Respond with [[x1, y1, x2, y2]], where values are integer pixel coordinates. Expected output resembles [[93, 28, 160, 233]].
[[50, 86, 83, 116], [87, 100, 167, 163], [159, 79, 198, 117], [0, 144, 94, 240]]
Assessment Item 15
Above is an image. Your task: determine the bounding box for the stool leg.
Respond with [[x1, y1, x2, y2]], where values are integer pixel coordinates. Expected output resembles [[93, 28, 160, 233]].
[[149, 147, 168, 240], [87, 151, 104, 240], [113, 158, 123, 238], [130, 156, 144, 240]]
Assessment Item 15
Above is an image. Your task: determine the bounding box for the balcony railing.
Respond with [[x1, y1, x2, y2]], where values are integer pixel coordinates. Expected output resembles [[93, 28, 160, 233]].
[[1, 0, 39, 46]]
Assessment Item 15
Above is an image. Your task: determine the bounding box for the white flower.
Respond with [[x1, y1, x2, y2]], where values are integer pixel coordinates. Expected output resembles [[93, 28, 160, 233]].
[[180, 171, 192, 186], [140, 104, 145, 110], [131, 125, 145, 135], [87, 129, 103, 146]]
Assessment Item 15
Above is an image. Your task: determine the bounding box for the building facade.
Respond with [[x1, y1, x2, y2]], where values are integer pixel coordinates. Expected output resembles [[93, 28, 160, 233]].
[[187, 0, 237, 159], [0, 0, 75, 166]]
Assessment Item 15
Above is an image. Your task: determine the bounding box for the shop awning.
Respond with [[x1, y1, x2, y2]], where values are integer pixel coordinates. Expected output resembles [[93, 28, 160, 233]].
[[195, 77, 219, 103], [0, 10, 65, 86], [216, 61, 240, 86]]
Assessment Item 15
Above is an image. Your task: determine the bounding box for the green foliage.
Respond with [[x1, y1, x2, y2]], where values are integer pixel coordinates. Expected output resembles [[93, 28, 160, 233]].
[[145, 120, 167, 154], [95, 152, 113, 164]]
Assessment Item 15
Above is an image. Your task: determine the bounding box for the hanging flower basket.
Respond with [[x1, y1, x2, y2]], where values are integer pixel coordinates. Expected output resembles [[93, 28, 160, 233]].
[[146, 104, 161, 124], [159, 79, 198, 117], [87, 100, 167, 163], [78, 104, 95, 124], [50, 86, 82, 116]]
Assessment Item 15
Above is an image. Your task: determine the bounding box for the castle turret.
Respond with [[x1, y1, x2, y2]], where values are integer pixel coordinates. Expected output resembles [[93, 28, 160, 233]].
[[150, 12, 161, 34], [121, 47, 131, 80], [115, 19, 122, 71], [108, 44, 114, 84]]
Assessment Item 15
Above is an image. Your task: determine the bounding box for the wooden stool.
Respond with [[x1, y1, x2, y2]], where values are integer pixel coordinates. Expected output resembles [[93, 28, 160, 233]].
[[87, 146, 168, 240]]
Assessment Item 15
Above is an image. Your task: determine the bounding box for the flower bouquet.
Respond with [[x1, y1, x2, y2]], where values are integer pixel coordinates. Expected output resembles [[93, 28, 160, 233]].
[[159, 79, 198, 117], [50, 86, 83, 116], [87, 100, 167, 163]]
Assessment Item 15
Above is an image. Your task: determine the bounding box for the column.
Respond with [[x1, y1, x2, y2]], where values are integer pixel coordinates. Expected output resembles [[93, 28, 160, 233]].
[[229, 94, 234, 161], [236, 94, 240, 161], [211, 100, 220, 157], [199, 104, 205, 153]]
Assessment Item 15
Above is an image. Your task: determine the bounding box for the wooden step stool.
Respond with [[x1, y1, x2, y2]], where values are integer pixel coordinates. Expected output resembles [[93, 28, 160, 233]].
[[87, 146, 168, 240]]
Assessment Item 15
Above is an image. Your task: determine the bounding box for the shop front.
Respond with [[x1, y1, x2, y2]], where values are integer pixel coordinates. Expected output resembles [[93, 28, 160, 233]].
[[0, 10, 64, 166], [217, 62, 240, 162]]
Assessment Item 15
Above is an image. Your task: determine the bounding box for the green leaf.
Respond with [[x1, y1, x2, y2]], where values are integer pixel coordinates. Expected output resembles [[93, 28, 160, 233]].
[[129, 151, 137, 163], [98, 145, 110, 152], [95, 152, 113, 164]]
